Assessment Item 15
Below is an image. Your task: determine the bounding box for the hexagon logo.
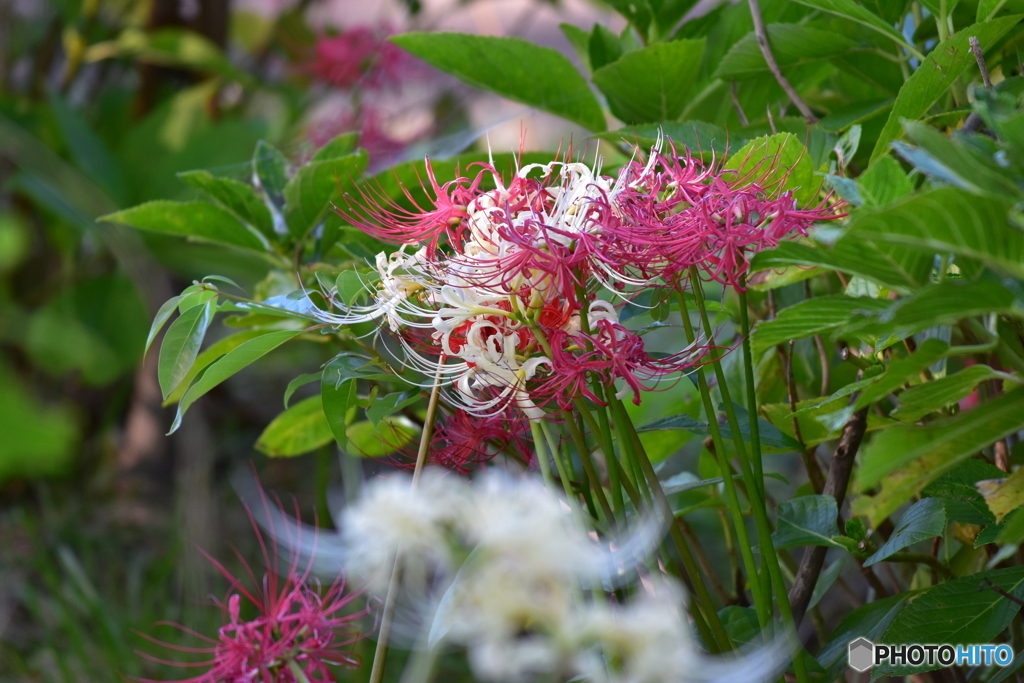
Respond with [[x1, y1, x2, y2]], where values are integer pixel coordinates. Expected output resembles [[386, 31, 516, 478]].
[[848, 637, 875, 673]]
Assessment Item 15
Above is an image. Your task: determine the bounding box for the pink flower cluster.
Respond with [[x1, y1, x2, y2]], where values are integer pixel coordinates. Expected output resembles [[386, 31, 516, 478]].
[[321, 137, 842, 470], [308, 27, 408, 90], [139, 494, 371, 683]]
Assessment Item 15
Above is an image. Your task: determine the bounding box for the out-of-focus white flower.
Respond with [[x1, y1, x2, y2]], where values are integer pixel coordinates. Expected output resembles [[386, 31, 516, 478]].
[[340, 472, 466, 592]]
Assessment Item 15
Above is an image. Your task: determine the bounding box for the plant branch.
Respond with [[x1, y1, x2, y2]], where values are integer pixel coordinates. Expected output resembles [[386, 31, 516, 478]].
[[886, 552, 953, 579], [747, 0, 817, 123], [964, 36, 993, 133], [787, 406, 869, 627]]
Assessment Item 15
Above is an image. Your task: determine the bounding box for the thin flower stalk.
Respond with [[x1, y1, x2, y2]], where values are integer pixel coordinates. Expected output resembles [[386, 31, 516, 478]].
[[685, 275, 810, 683]]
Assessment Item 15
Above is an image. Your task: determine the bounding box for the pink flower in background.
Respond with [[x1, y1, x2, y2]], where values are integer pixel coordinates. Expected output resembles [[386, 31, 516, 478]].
[[307, 27, 416, 90], [137, 491, 372, 683]]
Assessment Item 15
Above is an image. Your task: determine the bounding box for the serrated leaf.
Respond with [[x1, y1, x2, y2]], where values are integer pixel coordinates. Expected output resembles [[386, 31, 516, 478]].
[[857, 155, 913, 207], [724, 133, 817, 207], [844, 187, 1024, 280], [253, 140, 290, 207], [170, 330, 303, 433], [751, 295, 890, 357], [853, 387, 1024, 526], [256, 396, 334, 457], [791, 0, 915, 49], [591, 121, 730, 157], [284, 151, 368, 238], [816, 593, 910, 681], [876, 567, 1024, 676], [592, 39, 705, 124], [893, 365, 1009, 422], [977, 467, 1024, 522], [864, 498, 946, 566], [158, 301, 215, 399], [311, 132, 359, 162], [750, 239, 931, 293], [177, 170, 274, 239], [714, 24, 856, 80], [870, 16, 1023, 164], [842, 279, 1024, 340], [100, 200, 264, 251], [390, 33, 606, 131], [924, 459, 1004, 526], [637, 409, 801, 450], [772, 495, 844, 549]]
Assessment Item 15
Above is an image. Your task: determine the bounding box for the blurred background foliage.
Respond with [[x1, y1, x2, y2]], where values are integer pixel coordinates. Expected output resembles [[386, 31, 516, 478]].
[[6, 0, 1024, 680]]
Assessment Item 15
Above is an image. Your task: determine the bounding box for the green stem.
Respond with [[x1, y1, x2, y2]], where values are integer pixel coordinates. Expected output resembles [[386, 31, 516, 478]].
[[286, 657, 314, 683], [605, 394, 730, 653], [530, 420, 556, 490], [676, 287, 770, 627], [737, 287, 765, 500], [687, 273, 808, 683], [565, 411, 616, 528]]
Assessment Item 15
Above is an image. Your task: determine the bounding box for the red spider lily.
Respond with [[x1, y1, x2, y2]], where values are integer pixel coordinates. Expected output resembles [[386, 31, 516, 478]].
[[136, 487, 373, 683]]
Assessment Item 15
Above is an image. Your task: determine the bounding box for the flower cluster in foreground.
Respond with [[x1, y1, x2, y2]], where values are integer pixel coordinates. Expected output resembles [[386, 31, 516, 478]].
[[138, 496, 372, 683], [336, 471, 789, 683], [314, 136, 842, 469]]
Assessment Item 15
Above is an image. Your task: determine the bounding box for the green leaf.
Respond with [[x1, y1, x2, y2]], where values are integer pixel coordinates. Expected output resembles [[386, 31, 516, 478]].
[[256, 396, 334, 457], [591, 121, 730, 157], [853, 338, 950, 410], [253, 140, 290, 208], [816, 593, 911, 681], [857, 155, 914, 207], [592, 39, 706, 124], [977, 467, 1024, 522], [284, 372, 322, 409], [749, 239, 931, 293], [559, 23, 592, 73], [870, 15, 1023, 164], [864, 498, 946, 566], [808, 557, 846, 611], [335, 269, 372, 307], [0, 362, 77, 483], [164, 329, 269, 405], [763, 397, 894, 448], [311, 132, 359, 162], [158, 301, 215, 399], [772, 495, 844, 549], [724, 133, 817, 207], [923, 460, 1004, 526], [346, 418, 419, 457], [714, 24, 857, 79], [100, 200, 265, 251], [320, 353, 389, 451], [47, 93, 126, 205], [637, 410, 801, 450], [791, 0, 916, 49], [284, 151, 368, 238], [145, 296, 182, 356], [170, 330, 304, 434], [366, 392, 421, 427], [877, 567, 1024, 676], [899, 121, 1022, 200], [604, 0, 653, 36], [979, 0, 1024, 21], [844, 187, 1024, 279], [177, 170, 274, 239], [390, 33, 606, 131], [86, 27, 251, 83], [842, 279, 1024, 340], [893, 365, 1009, 422], [853, 387, 1024, 527], [751, 295, 890, 357], [588, 24, 624, 72]]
